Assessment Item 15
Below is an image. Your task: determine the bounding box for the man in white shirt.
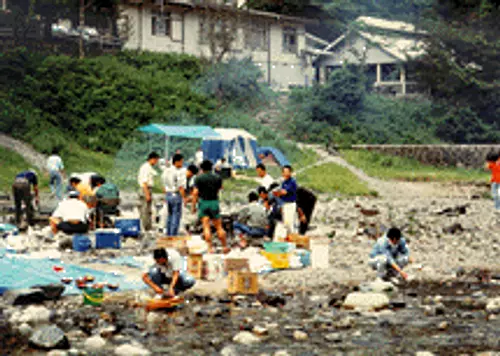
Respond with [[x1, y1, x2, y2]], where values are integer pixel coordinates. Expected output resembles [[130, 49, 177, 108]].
[[46, 149, 65, 201], [162, 153, 187, 236], [50, 190, 89, 234], [195, 148, 204, 167], [256, 163, 275, 190], [138, 152, 160, 232], [142, 248, 195, 298]]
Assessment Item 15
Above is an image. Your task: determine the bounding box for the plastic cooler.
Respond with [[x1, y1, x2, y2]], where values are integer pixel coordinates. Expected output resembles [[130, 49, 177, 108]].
[[263, 242, 295, 254], [114, 218, 141, 237], [95, 228, 121, 249], [72, 235, 91, 252]]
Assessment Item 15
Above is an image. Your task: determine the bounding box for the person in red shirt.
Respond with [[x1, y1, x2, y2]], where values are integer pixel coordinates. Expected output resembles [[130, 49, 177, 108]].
[[485, 152, 500, 210]]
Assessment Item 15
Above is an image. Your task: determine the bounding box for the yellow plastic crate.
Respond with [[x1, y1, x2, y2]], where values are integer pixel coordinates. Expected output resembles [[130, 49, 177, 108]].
[[261, 251, 290, 269]]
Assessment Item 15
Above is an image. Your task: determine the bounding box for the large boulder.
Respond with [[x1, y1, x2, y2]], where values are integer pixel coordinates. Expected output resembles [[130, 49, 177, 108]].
[[29, 325, 69, 350], [343, 292, 390, 311], [84, 336, 106, 352], [5, 284, 65, 305]]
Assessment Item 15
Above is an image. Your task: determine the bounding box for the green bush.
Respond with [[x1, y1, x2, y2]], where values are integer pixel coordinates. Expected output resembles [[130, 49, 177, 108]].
[[0, 49, 216, 154], [194, 57, 269, 106]]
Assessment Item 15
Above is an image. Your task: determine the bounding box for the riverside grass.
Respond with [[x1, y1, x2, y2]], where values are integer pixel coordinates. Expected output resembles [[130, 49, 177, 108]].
[[341, 150, 488, 183]]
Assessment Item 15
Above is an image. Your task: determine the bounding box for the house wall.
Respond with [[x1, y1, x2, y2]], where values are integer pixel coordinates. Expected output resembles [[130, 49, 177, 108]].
[[121, 5, 313, 89]]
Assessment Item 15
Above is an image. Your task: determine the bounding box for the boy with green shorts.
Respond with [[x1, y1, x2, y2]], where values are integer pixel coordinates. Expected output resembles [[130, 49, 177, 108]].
[[192, 160, 229, 254]]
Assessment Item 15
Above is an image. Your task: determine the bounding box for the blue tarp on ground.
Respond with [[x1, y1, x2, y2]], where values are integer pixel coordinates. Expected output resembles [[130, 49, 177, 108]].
[[138, 125, 220, 139], [0, 250, 144, 296], [257, 147, 290, 167]]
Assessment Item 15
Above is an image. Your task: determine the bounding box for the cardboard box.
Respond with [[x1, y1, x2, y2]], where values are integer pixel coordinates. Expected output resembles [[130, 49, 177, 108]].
[[156, 236, 191, 251], [286, 234, 310, 250], [227, 271, 259, 295], [224, 258, 249, 272], [187, 254, 204, 279]]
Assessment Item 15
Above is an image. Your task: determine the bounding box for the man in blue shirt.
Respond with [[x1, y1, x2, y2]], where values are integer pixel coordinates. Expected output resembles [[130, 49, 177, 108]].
[[273, 166, 297, 204], [369, 227, 410, 281], [12, 170, 40, 227]]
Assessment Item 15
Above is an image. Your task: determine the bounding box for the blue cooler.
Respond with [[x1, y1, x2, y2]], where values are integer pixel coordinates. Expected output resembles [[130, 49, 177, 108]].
[[72, 235, 91, 252], [114, 218, 141, 237], [296, 249, 311, 267], [95, 228, 121, 249], [0, 224, 19, 238]]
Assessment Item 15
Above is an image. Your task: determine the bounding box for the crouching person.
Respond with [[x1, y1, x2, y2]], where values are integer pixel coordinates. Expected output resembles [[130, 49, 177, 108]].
[[143, 248, 195, 298], [50, 190, 89, 235], [369, 227, 410, 282]]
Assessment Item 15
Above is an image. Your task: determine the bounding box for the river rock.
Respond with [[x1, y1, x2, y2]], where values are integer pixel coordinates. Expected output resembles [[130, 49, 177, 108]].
[[293, 330, 308, 341], [29, 325, 69, 350], [324, 333, 342, 342], [359, 280, 397, 293], [486, 297, 500, 314], [84, 336, 106, 352], [416, 352, 435, 356], [438, 321, 449, 330], [19, 305, 52, 325], [343, 292, 390, 311], [18, 322, 33, 337], [4, 288, 47, 306], [47, 351, 68, 356], [274, 351, 291, 356], [32, 284, 65, 300], [115, 344, 151, 356], [233, 331, 260, 345], [220, 345, 238, 356], [253, 326, 268, 336], [334, 317, 355, 329]]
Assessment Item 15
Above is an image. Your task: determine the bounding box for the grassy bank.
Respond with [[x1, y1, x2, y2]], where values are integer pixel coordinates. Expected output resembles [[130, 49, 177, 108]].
[[297, 163, 375, 196], [341, 150, 488, 183]]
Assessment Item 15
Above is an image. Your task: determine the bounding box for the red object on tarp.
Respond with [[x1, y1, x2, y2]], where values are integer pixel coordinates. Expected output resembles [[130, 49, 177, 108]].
[[53, 265, 65, 272]]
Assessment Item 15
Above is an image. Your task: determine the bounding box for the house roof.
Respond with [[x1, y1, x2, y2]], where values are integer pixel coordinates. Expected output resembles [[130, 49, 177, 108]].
[[355, 16, 426, 34], [127, 0, 318, 24], [318, 16, 427, 62]]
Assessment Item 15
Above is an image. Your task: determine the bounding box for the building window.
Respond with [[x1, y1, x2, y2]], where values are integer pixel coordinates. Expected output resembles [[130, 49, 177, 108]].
[[283, 26, 298, 54], [152, 11, 171, 37], [245, 22, 268, 51]]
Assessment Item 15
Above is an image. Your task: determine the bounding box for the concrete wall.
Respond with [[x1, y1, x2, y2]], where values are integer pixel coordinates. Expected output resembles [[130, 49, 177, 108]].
[[120, 5, 313, 89], [337, 145, 500, 169]]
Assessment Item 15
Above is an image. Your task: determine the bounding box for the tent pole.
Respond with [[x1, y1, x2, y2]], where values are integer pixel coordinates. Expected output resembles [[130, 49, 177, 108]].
[[165, 135, 169, 161]]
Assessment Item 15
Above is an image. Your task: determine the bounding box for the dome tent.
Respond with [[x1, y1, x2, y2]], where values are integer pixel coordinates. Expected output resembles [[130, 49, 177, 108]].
[[202, 128, 259, 169]]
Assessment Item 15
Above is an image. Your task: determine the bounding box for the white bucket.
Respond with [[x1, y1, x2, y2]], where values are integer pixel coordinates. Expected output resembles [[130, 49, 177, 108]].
[[203, 254, 224, 281], [310, 238, 330, 269]]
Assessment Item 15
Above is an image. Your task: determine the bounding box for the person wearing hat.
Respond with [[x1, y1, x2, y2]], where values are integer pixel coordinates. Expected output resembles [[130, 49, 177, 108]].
[[12, 169, 39, 228], [142, 248, 195, 298], [50, 190, 90, 235]]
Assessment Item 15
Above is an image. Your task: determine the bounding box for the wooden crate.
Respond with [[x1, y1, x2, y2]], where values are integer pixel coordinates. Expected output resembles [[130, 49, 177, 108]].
[[156, 236, 191, 251], [187, 254, 204, 279], [224, 258, 249, 273], [227, 271, 259, 295], [286, 234, 310, 250]]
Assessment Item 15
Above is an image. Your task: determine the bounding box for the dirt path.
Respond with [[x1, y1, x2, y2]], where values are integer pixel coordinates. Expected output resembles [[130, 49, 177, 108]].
[[0, 133, 47, 171], [298, 143, 479, 199]]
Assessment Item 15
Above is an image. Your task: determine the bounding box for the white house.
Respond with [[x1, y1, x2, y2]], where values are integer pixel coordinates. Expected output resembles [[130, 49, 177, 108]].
[[120, 0, 321, 89], [310, 16, 427, 96]]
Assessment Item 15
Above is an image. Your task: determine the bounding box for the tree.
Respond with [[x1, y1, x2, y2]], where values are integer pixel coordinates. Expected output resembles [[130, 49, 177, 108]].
[[417, 0, 500, 142], [198, 2, 240, 63]]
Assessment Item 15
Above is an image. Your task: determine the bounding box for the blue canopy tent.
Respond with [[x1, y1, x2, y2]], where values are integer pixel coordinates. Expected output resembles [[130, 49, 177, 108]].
[[202, 128, 260, 169], [138, 124, 220, 159]]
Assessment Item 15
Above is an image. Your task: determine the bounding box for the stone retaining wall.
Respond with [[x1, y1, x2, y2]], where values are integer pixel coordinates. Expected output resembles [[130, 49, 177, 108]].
[[336, 145, 500, 169]]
